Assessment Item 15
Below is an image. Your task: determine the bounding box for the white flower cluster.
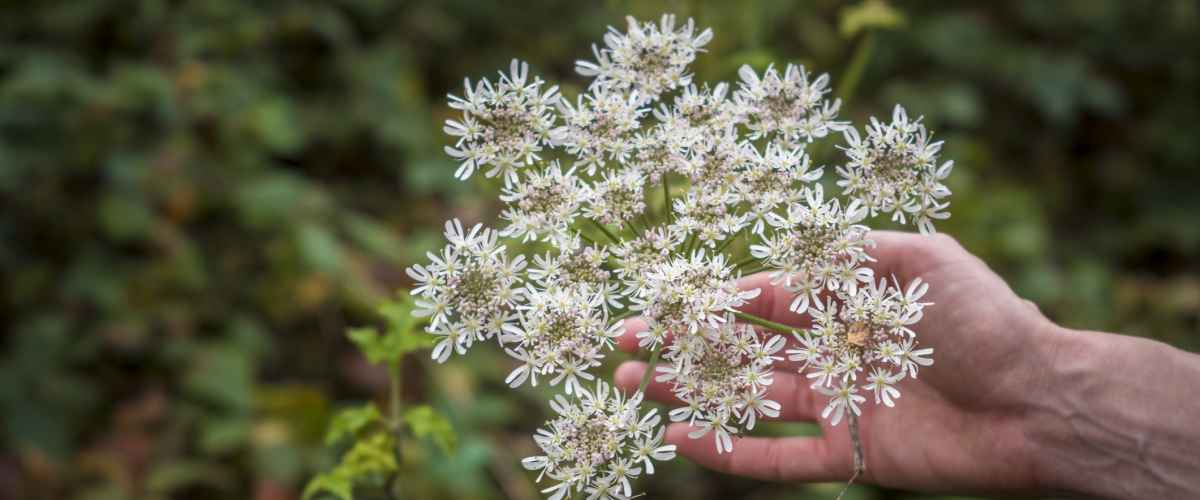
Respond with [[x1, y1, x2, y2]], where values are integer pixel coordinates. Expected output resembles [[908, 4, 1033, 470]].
[[500, 161, 588, 244], [407, 220, 526, 363], [749, 185, 874, 315], [412, 14, 955, 498], [444, 60, 560, 184], [502, 286, 622, 395], [657, 315, 785, 453], [838, 105, 954, 234], [788, 277, 933, 425], [734, 63, 846, 146], [522, 381, 676, 500], [577, 15, 714, 103], [629, 252, 759, 338]]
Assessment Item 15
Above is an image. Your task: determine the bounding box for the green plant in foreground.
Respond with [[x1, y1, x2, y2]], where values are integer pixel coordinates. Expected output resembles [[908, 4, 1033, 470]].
[[304, 294, 456, 500]]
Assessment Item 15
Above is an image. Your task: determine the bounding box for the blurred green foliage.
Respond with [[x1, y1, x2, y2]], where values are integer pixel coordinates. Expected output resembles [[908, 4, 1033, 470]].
[[0, 0, 1197, 499]]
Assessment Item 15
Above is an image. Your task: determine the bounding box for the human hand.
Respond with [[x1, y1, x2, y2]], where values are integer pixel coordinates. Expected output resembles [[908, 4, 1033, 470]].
[[613, 231, 1065, 495]]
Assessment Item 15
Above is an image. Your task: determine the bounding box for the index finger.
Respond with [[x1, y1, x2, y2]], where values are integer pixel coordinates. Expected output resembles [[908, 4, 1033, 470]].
[[665, 423, 853, 482], [616, 316, 650, 353]]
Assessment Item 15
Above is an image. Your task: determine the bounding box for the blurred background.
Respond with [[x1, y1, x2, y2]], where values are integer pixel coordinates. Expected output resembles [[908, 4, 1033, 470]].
[[1, 0, 1197, 499]]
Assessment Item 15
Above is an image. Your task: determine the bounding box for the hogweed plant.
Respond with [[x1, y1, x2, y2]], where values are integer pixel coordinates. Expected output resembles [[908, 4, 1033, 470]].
[[411, 14, 951, 500]]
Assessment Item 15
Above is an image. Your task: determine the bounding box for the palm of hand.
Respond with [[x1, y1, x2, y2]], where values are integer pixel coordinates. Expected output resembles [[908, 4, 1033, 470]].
[[615, 231, 1059, 494]]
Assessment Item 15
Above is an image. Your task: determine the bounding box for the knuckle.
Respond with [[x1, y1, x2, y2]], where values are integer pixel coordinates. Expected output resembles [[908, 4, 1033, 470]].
[[762, 439, 788, 481], [931, 232, 963, 251], [793, 380, 815, 419]]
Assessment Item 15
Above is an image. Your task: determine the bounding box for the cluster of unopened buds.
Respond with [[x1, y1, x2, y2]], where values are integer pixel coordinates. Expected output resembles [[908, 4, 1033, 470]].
[[410, 14, 952, 499]]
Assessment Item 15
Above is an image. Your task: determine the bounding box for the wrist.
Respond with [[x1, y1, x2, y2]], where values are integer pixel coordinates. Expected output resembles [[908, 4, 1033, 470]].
[[1021, 323, 1200, 499], [1019, 323, 1092, 496]]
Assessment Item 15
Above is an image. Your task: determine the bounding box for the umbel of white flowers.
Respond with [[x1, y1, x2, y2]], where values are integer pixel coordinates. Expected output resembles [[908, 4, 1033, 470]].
[[411, 13, 951, 500]]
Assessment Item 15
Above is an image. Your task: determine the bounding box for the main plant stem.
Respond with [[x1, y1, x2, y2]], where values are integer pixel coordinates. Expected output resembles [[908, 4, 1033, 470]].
[[837, 412, 865, 500]]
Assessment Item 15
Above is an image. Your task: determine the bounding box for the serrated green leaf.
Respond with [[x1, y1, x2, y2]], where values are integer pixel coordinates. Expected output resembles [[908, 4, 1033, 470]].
[[404, 405, 456, 455], [376, 298, 418, 338], [342, 431, 399, 474], [346, 294, 432, 364], [302, 471, 353, 500], [345, 326, 389, 365], [325, 404, 382, 445], [305, 432, 397, 500], [377, 293, 433, 355], [840, 0, 907, 38]]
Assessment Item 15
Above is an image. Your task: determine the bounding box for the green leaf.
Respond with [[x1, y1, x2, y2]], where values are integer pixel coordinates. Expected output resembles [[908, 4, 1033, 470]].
[[404, 405, 456, 455], [325, 404, 382, 446], [302, 471, 353, 500], [341, 431, 399, 474], [377, 294, 433, 355], [345, 294, 431, 364], [840, 0, 907, 38], [304, 432, 397, 500], [345, 326, 389, 365]]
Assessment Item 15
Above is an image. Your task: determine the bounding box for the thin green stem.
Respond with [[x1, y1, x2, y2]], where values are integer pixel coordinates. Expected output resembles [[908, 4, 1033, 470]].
[[682, 233, 697, 256], [740, 265, 767, 276], [633, 215, 649, 236], [589, 219, 622, 245], [389, 361, 403, 426], [612, 308, 638, 322], [386, 358, 405, 499], [637, 345, 662, 394], [714, 228, 743, 254], [732, 310, 799, 335], [624, 218, 642, 238], [836, 32, 875, 103], [733, 255, 760, 270], [815, 31, 876, 165], [662, 175, 674, 224]]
